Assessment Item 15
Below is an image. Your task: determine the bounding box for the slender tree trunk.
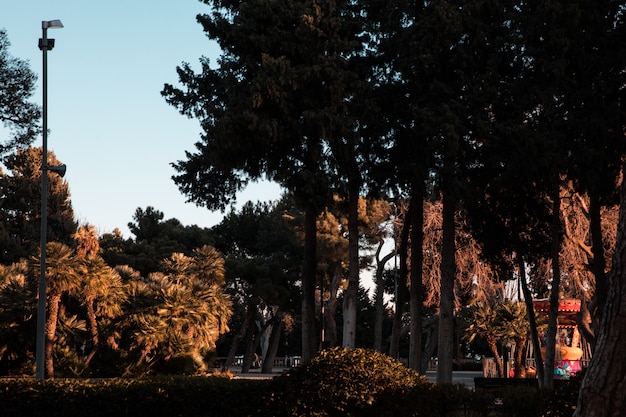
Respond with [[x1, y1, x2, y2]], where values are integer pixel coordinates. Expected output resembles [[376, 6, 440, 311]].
[[588, 191, 607, 346], [262, 312, 284, 374], [390, 204, 411, 358], [342, 183, 360, 348], [573, 162, 626, 417], [420, 316, 438, 374], [543, 186, 563, 389], [487, 335, 505, 378], [222, 298, 257, 371], [241, 319, 259, 373], [374, 247, 395, 352], [409, 192, 424, 371], [437, 190, 456, 384], [514, 335, 527, 378], [519, 255, 545, 387], [302, 205, 318, 361], [45, 292, 62, 378], [83, 297, 99, 368], [325, 264, 341, 347]]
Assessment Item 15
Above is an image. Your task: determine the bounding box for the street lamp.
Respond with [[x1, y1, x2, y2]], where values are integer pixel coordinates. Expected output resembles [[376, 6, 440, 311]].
[[36, 19, 64, 381]]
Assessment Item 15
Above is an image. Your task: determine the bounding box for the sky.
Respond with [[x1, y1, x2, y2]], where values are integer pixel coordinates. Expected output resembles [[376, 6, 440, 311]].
[[2, 0, 283, 237]]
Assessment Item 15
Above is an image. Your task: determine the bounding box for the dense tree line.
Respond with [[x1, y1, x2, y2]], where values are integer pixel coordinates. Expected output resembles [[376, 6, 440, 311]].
[[162, 0, 624, 390]]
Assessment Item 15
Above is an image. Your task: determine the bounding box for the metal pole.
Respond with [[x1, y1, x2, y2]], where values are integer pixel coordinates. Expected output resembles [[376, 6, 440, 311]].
[[35, 22, 49, 381], [35, 20, 62, 380]]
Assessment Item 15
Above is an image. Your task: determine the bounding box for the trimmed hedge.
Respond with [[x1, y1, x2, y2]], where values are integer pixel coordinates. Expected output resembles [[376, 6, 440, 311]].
[[0, 376, 269, 417], [0, 348, 581, 417]]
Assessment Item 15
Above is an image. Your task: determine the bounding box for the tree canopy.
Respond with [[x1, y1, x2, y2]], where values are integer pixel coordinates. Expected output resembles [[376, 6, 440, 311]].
[[0, 30, 41, 155]]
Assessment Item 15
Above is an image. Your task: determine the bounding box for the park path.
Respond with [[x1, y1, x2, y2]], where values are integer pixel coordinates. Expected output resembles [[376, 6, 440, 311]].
[[232, 368, 482, 388]]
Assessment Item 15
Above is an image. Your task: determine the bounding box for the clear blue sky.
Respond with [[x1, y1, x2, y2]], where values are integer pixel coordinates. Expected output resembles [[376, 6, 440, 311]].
[[2, 0, 282, 237]]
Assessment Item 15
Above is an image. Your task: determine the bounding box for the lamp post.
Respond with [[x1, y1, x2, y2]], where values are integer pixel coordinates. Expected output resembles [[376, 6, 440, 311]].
[[36, 19, 64, 381]]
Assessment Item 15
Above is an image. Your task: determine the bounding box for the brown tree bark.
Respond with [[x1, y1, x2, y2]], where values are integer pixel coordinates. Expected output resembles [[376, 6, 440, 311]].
[[45, 292, 62, 378], [409, 191, 424, 371], [83, 297, 99, 368], [241, 318, 258, 373], [261, 312, 284, 374], [374, 247, 396, 352], [390, 204, 411, 359], [487, 334, 505, 378], [341, 182, 360, 348], [588, 191, 607, 344], [301, 205, 318, 362], [543, 187, 563, 389], [519, 255, 545, 386], [325, 265, 342, 347], [420, 316, 439, 374], [513, 335, 527, 378], [573, 165, 626, 417], [437, 189, 456, 384], [222, 298, 257, 372]]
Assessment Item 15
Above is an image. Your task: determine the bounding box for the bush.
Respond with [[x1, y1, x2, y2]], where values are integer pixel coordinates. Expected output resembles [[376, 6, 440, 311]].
[[498, 386, 551, 417], [263, 347, 431, 417], [0, 376, 271, 417], [0, 361, 582, 417]]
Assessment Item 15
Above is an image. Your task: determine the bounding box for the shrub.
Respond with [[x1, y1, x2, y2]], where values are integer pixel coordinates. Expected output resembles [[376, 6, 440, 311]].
[[263, 347, 431, 417], [0, 376, 271, 417]]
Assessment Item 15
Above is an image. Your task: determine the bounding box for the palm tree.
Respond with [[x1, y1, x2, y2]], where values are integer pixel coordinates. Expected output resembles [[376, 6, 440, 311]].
[[498, 302, 531, 378], [0, 261, 35, 373], [75, 255, 127, 368], [123, 245, 231, 375], [36, 242, 80, 378], [72, 224, 100, 258], [465, 303, 505, 377]]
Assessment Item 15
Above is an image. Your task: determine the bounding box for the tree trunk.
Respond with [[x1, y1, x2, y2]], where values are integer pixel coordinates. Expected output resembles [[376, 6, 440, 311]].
[[543, 187, 563, 389], [487, 335, 505, 378], [437, 190, 456, 384], [573, 163, 626, 417], [45, 292, 62, 378], [519, 255, 545, 386], [420, 316, 439, 374], [390, 204, 411, 359], [374, 247, 396, 352], [513, 335, 527, 378], [301, 204, 318, 361], [83, 297, 99, 368], [222, 298, 257, 371], [325, 264, 342, 347], [409, 191, 424, 371], [588, 191, 607, 346], [241, 318, 259, 373], [262, 312, 284, 374], [342, 183, 360, 348]]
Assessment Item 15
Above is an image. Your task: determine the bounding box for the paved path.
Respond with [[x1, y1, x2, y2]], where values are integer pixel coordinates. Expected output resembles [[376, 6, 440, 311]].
[[425, 371, 482, 387], [232, 368, 482, 387]]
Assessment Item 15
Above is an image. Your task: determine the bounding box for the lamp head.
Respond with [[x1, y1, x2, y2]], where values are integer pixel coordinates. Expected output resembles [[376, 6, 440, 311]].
[[42, 20, 64, 29]]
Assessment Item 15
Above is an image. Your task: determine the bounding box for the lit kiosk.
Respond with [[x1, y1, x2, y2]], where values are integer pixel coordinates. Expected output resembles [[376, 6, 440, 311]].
[[36, 19, 65, 381], [531, 298, 590, 379]]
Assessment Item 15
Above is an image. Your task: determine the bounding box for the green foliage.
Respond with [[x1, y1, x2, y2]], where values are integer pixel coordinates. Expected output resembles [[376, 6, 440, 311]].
[[0, 147, 76, 264], [100, 206, 214, 276], [497, 386, 550, 417], [0, 373, 583, 417], [265, 347, 430, 417], [118, 246, 232, 376], [0, 376, 270, 417], [540, 371, 584, 417], [0, 29, 41, 154]]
